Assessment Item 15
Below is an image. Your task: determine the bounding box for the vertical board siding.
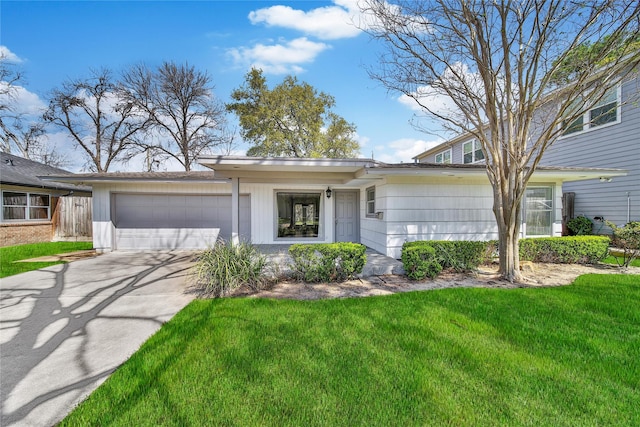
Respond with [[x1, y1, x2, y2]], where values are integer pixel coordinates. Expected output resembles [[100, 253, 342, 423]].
[[55, 196, 92, 238]]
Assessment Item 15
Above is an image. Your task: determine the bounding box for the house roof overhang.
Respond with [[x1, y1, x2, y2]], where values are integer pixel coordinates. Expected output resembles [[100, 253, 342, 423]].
[[198, 155, 383, 185], [40, 157, 627, 186], [361, 163, 627, 182], [39, 171, 230, 186]]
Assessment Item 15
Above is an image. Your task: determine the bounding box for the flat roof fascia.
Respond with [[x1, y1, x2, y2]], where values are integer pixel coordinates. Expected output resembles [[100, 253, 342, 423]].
[[198, 155, 379, 173]]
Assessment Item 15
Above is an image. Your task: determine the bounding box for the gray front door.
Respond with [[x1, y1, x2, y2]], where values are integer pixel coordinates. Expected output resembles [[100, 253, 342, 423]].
[[334, 190, 359, 242]]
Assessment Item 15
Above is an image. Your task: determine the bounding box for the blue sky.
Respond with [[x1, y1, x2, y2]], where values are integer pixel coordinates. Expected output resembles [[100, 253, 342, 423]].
[[1, 0, 446, 171]]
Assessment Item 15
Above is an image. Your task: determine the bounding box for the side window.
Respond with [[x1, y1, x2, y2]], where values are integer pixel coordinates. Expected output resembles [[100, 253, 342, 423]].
[[525, 187, 553, 236], [2, 191, 50, 221], [562, 86, 619, 135], [463, 140, 484, 164], [366, 187, 375, 217], [435, 149, 452, 164]]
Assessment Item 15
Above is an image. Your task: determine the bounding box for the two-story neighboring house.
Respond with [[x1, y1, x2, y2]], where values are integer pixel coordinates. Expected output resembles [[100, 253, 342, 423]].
[[413, 74, 639, 236]]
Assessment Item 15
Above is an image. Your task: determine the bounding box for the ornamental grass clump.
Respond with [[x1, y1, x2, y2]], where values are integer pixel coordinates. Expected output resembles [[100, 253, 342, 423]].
[[192, 240, 269, 297]]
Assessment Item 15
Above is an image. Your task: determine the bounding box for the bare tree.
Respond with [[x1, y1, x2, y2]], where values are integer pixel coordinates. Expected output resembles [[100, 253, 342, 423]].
[[120, 62, 229, 171], [361, 0, 640, 282], [44, 68, 149, 172], [0, 53, 61, 164]]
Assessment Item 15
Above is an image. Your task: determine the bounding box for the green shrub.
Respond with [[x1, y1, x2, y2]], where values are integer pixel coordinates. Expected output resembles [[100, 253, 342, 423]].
[[192, 240, 269, 297], [606, 221, 640, 269], [519, 236, 609, 264], [288, 243, 367, 282], [567, 216, 593, 235], [403, 240, 491, 271], [401, 244, 442, 280]]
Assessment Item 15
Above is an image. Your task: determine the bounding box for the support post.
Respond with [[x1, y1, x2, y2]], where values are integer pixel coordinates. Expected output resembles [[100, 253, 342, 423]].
[[231, 177, 239, 245]]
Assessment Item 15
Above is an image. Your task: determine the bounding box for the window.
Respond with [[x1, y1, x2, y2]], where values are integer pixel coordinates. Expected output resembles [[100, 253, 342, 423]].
[[2, 191, 50, 221], [435, 149, 452, 164], [562, 86, 619, 135], [463, 140, 484, 164], [366, 187, 375, 217], [525, 187, 553, 236], [276, 192, 320, 238]]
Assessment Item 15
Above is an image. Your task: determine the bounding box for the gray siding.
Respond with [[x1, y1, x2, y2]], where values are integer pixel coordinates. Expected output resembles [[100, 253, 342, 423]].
[[541, 77, 640, 228], [417, 76, 639, 229]]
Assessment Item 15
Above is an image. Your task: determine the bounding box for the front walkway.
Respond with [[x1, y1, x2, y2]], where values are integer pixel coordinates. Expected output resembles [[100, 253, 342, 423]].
[[257, 245, 405, 277]]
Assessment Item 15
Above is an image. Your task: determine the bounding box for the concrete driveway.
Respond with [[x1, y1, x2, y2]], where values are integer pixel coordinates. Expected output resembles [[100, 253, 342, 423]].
[[0, 251, 196, 426]]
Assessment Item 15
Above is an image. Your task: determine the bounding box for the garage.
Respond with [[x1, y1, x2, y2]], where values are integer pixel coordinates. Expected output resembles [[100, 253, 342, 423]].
[[113, 193, 250, 250]]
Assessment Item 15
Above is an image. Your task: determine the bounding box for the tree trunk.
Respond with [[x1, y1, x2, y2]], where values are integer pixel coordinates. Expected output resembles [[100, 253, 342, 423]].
[[493, 184, 523, 283]]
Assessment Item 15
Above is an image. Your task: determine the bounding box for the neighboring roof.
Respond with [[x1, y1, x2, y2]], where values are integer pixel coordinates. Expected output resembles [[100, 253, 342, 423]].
[[0, 152, 91, 193], [41, 156, 626, 186]]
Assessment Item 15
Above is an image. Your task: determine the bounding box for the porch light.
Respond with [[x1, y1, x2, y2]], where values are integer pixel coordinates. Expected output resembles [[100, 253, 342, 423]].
[[599, 177, 612, 183], [326, 187, 332, 199]]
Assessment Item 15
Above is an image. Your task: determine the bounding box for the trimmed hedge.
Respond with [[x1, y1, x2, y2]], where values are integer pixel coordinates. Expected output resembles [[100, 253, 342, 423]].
[[288, 243, 367, 282], [403, 240, 491, 271], [401, 244, 442, 280], [519, 236, 609, 264]]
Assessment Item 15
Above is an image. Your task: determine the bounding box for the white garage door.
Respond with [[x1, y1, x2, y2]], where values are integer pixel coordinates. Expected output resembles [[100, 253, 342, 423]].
[[113, 194, 250, 250]]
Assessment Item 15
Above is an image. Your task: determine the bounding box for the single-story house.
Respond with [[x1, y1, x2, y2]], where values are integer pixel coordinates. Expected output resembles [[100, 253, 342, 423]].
[[1, 152, 92, 247], [44, 156, 625, 258]]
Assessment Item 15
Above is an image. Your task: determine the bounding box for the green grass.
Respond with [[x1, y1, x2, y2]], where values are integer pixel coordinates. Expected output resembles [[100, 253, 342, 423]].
[[0, 241, 93, 278], [602, 255, 640, 268], [61, 274, 640, 426]]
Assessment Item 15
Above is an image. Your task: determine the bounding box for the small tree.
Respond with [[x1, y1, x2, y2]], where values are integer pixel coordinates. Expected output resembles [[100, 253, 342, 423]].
[[120, 62, 229, 171], [606, 221, 640, 269], [227, 68, 359, 158], [44, 68, 149, 172], [361, 0, 640, 281]]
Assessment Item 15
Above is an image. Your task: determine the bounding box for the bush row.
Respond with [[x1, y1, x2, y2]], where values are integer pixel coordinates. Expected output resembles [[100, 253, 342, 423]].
[[519, 236, 610, 264], [402, 236, 611, 280], [403, 240, 491, 272], [289, 242, 367, 282]]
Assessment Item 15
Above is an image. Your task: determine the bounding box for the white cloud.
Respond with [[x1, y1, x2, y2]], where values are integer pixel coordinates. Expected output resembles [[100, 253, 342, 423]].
[[0, 82, 46, 116], [0, 46, 23, 63], [248, 1, 362, 40], [228, 37, 330, 74], [397, 62, 487, 120], [375, 137, 443, 163]]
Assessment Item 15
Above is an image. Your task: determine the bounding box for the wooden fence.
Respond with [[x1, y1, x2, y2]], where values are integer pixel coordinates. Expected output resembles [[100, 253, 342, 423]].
[[54, 196, 93, 239]]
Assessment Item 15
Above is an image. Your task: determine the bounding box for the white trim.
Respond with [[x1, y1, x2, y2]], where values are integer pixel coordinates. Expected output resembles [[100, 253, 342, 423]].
[[273, 190, 325, 241], [365, 186, 376, 217], [523, 185, 555, 237]]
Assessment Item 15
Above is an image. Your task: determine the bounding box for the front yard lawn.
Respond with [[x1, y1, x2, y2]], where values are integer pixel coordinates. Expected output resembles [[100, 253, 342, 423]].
[[0, 241, 93, 278], [61, 274, 640, 426]]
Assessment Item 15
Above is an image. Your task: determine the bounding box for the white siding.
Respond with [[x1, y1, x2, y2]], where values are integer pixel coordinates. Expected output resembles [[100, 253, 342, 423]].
[[358, 176, 562, 259]]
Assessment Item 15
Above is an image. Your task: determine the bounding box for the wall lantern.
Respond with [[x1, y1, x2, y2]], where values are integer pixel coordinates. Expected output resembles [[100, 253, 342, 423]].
[[599, 177, 613, 183], [326, 187, 332, 199]]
